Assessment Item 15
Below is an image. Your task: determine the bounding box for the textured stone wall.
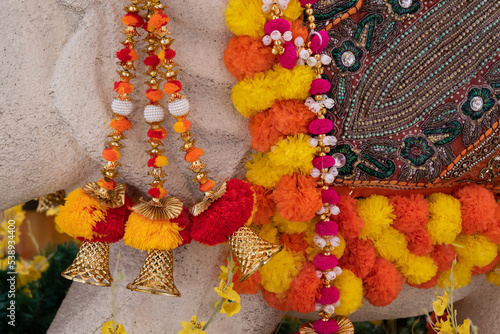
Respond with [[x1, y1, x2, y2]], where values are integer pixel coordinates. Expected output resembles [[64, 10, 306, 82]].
[[1, 1, 498, 333]]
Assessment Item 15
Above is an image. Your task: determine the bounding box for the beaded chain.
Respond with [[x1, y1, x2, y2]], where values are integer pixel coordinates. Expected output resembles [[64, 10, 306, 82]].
[[101, 0, 144, 191]]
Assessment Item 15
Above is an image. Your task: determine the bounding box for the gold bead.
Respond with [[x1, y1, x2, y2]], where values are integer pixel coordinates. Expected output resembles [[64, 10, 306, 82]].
[[320, 214, 327, 220], [324, 147, 330, 153], [274, 40, 282, 46], [272, 48, 279, 55], [305, 4, 312, 8], [315, 94, 323, 101], [309, 23, 316, 30], [150, 148, 161, 155], [305, 8, 313, 15], [308, 16, 315, 23]]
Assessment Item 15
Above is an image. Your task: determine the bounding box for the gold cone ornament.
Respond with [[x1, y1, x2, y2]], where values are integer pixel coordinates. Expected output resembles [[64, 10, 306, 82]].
[[61, 241, 113, 286], [127, 249, 181, 296], [228, 225, 283, 282]]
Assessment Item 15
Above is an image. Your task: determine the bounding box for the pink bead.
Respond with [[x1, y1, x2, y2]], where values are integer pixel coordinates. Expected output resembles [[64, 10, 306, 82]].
[[313, 319, 339, 334], [315, 220, 338, 236], [313, 253, 338, 271], [313, 156, 335, 169], [279, 41, 297, 69], [310, 31, 329, 53], [322, 188, 340, 205], [317, 286, 340, 304], [264, 19, 291, 34], [309, 78, 331, 95], [308, 118, 333, 135], [299, 0, 318, 6]]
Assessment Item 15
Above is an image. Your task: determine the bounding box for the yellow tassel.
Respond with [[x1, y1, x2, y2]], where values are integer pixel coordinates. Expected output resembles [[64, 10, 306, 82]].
[[55, 188, 106, 240], [268, 134, 316, 175], [259, 246, 304, 294], [397, 254, 438, 285], [358, 195, 396, 239], [333, 269, 364, 316], [232, 65, 315, 118], [246, 152, 284, 188], [370, 226, 408, 263], [454, 234, 498, 268], [123, 212, 183, 251], [427, 193, 462, 245]]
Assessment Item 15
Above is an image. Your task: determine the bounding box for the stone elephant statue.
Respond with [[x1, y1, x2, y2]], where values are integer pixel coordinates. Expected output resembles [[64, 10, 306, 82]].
[[1, 0, 498, 333]]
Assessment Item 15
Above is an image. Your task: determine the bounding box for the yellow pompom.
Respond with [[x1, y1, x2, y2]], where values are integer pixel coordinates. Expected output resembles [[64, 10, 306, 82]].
[[454, 234, 498, 268], [438, 260, 472, 289], [485, 263, 500, 286], [257, 223, 280, 244], [246, 152, 283, 188], [371, 226, 409, 263], [268, 134, 316, 175], [332, 269, 364, 316], [259, 246, 304, 294], [281, 0, 303, 20], [225, 0, 266, 37], [55, 188, 106, 240], [397, 254, 438, 285], [123, 212, 183, 251], [358, 195, 395, 239], [332, 233, 346, 259], [155, 155, 169, 167], [427, 193, 462, 245], [232, 65, 315, 118], [273, 212, 310, 234]]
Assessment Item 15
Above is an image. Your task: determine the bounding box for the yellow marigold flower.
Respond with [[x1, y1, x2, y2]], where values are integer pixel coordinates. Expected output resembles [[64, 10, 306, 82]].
[[214, 281, 241, 317], [432, 291, 449, 317], [458, 319, 471, 334], [100, 320, 128, 334], [178, 315, 207, 334], [435, 316, 453, 334]]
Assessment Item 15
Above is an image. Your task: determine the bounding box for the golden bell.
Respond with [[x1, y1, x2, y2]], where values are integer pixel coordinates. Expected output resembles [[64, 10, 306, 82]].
[[61, 241, 113, 287], [127, 249, 180, 297], [228, 225, 283, 282]]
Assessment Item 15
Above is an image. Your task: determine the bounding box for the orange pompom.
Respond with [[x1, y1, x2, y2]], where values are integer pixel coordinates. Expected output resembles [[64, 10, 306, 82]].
[[173, 121, 191, 133], [155, 155, 169, 167], [390, 194, 429, 234], [102, 148, 120, 162], [145, 89, 164, 102], [405, 229, 434, 256], [163, 81, 182, 94], [98, 178, 116, 190], [109, 117, 132, 132], [147, 13, 169, 31], [129, 49, 138, 61], [249, 100, 316, 152], [199, 180, 216, 192], [472, 252, 500, 275], [281, 233, 309, 254], [224, 35, 278, 81], [158, 187, 168, 198], [185, 147, 204, 163], [251, 184, 275, 225], [339, 238, 377, 279], [114, 82, 134, 95], [364, 257, 405, 307], [456, 184, 497, 235], [261, 289, 288, 311], [337, 196, 364, 240], [407, 274, 438, 289], [233, 268, 262, 295], [273, 173, 322, 222], [285, 262, 322, 313], [430, 245, 456, 272], [290, 20, 308, 43]]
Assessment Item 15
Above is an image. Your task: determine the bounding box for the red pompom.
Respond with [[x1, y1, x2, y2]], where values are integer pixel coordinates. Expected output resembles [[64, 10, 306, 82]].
[[273, 174, 322, 222], [164, 49, 176, 59], [313, 155, 335, 169], [116, 48, 133, 62], [251, 183, 275, 225], [171, 207, 192, 246], [313, 253, 338, 271], [122, 13, 144, 27], [299, 0, 318, 5], [279, 41, 297, 69], [456, 184, 497, 235], [315, 220, 338, 236], [313, 319, 339, 334], [191, 179, 254, 245], [364, 257, 405, 307], [148, 156, 158, 168], [148, 188, 161, 198], [321, 188, 340, 205], [285, 262, 321, 313], [88, 196, 133, 243], [264, 18, 291, 34], [310, 30, 328, 53], [405, 229, 433, 256], [390, 194, 429, 234], [430, 245, 456, 272], [339, 238, 377, 279], [309, 78, 331, 95], [317, 286, 340, 304], [144, 55, 161, 67], [147, 128, 167, 139], [337, 196, 364, 240], [309, 118, 334, 135]]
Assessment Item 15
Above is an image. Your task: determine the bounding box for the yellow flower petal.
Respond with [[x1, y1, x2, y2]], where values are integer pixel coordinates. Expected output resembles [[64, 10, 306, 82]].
[[433, 291, 449, 317], [220, 300, 241, 317], [435, 317, 453, 334], [101, 320, 128, 334], [458, 319, 471, 334], [178, 315, 207, 334], [218, 266, 229, 281]]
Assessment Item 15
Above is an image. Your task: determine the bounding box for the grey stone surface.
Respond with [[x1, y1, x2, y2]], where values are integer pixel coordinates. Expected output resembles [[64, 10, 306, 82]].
[[2, 0, 499, 333]]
